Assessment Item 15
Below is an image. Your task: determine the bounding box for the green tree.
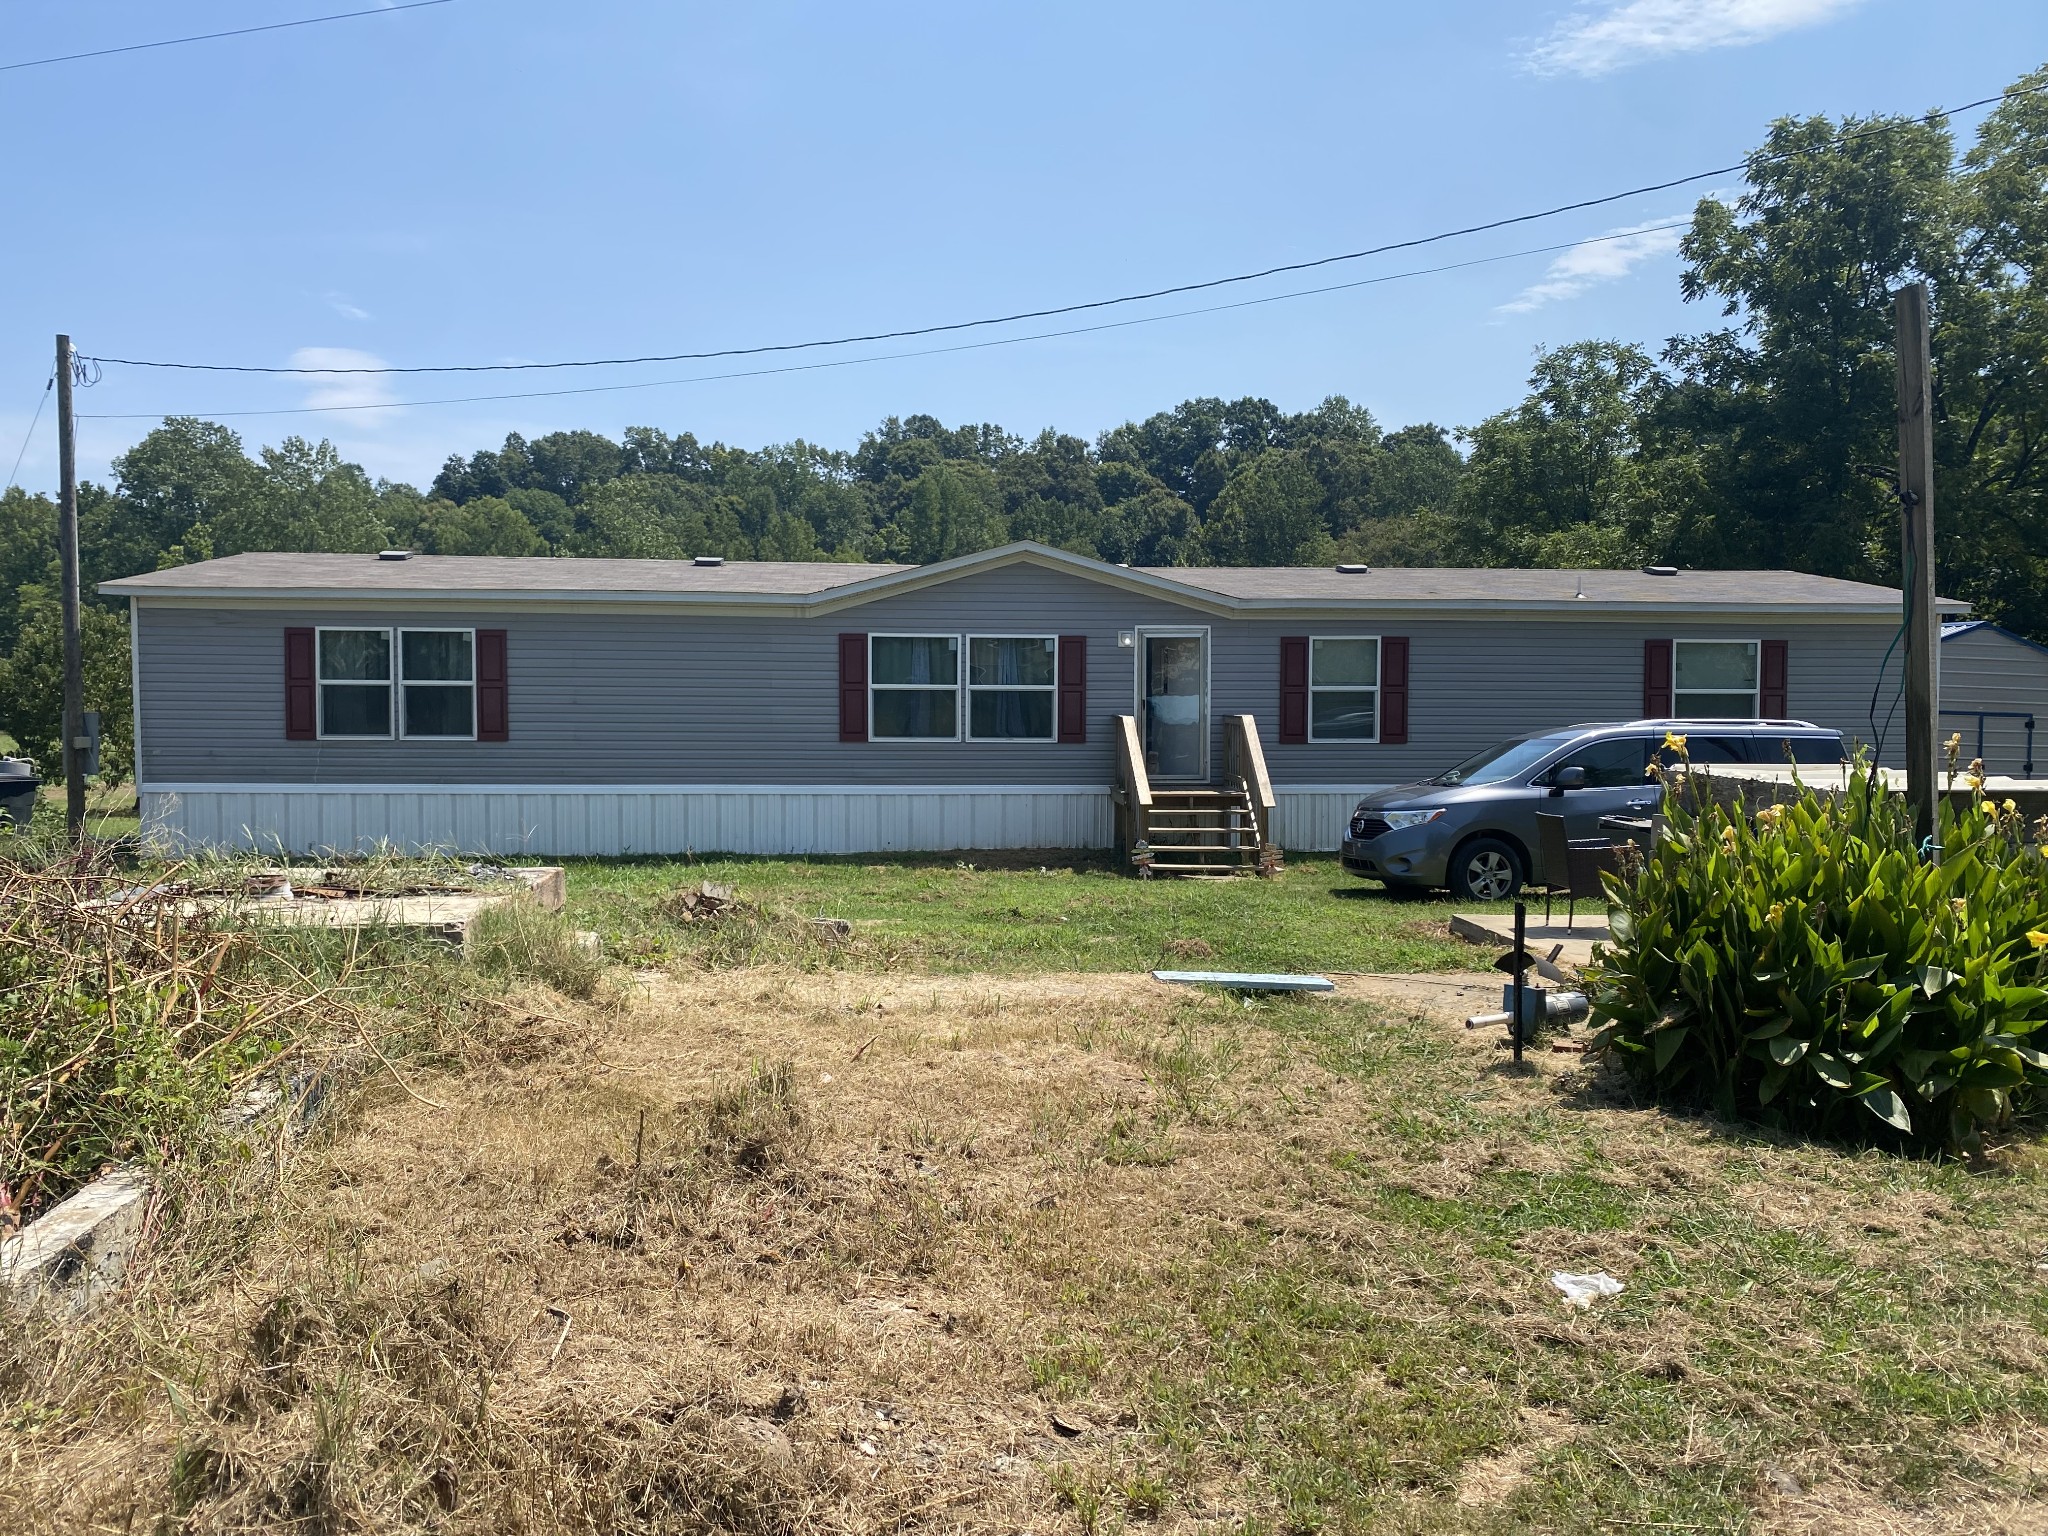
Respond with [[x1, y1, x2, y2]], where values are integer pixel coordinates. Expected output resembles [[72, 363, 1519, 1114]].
[[408, 495, 548, 556], [0, 489, 56, 649], [0, 606, 132, 780], [887, 463, 1007, 564], [1202, 450, 1336, 565]]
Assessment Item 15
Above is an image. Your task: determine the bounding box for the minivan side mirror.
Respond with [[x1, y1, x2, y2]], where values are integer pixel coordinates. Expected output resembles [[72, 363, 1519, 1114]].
[[1552, 766, 1588, 794]]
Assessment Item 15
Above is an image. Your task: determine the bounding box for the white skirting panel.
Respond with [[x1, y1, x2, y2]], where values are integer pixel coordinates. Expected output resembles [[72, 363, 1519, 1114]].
[[140, 785, 1118, 857], [1271, 786, 1387, 853]]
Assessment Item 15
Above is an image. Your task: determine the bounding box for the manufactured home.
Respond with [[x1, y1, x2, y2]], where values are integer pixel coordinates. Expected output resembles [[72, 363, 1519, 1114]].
[[104, 543, 1952, 858], [1940, 621, 2044, 778]]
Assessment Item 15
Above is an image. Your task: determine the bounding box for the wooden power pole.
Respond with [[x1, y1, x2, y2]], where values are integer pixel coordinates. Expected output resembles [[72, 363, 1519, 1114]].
[[1894, 284, 1940, 856], [56, 334, 85, 842]]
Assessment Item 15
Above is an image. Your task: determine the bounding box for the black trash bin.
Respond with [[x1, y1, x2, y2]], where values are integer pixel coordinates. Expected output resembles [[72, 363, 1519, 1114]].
[[0, 756, 40, 828]]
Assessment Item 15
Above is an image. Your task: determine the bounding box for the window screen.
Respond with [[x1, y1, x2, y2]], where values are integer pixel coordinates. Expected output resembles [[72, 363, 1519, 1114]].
[[1674, 641, 1760, 718], [317, 629, 392, 738], [870, 635, 959, 739], [1308, 637, 1379, 742], [967, 636, 1056, 740]]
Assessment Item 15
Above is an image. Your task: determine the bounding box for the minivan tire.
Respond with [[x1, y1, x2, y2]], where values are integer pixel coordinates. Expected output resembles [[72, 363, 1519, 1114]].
[[1448, 837, 1524, 902]]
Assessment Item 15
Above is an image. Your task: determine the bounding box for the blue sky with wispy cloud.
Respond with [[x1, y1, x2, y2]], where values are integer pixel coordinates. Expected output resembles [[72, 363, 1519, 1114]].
[[0, 0, 2040, 490]]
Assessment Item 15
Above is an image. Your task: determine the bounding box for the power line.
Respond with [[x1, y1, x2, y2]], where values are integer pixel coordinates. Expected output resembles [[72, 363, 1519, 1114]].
[[76, 223, 1692, 421], [0, 0, 456, 75], [3, 376, 53, 493], [78, 78, 2047, 380]]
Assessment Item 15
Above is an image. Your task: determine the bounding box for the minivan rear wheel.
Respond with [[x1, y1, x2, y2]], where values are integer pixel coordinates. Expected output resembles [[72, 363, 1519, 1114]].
[[1449, 837, 1524, 902]]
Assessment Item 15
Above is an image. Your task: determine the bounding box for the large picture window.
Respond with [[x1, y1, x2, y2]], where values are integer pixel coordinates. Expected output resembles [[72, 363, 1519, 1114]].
[[400, 629, 476, 739], [967, 636, 1057, 741], [1673, 639, 1759, 719], [870, 635, 959, 740], [317, 628, 392, 739], [1308, 636, 1380, 742]]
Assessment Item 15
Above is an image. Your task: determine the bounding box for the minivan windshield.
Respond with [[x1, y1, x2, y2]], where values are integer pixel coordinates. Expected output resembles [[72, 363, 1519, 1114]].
[[1427, 733, 1576, 787]]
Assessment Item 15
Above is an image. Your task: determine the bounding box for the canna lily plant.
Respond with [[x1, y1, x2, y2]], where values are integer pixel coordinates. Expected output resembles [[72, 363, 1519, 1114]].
[[1587, 751, 2048, 1153]]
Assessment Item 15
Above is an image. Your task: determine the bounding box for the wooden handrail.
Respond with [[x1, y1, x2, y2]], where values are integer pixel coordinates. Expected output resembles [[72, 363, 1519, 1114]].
[[1114, 714, 1152, 856], [1224, 713, 1277, 848]]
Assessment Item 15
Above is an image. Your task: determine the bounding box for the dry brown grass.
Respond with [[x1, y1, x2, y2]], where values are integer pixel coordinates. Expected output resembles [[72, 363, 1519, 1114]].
[[6, 964, 2047, 1534]]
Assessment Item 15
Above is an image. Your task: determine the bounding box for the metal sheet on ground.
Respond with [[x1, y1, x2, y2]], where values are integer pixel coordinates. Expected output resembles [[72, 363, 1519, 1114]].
[[1150, 970, 1336, 993]]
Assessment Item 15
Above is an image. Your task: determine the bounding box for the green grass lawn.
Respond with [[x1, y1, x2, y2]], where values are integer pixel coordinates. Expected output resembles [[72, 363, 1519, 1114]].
[[563, 851, 1509, 975]]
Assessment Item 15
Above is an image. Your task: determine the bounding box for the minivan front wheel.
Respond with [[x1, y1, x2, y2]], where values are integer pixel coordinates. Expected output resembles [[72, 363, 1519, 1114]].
[[1449, 837, 1524, 902]]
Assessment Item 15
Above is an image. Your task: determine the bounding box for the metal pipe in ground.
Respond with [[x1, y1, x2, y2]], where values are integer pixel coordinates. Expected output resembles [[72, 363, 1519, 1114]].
[[1511, 900, 1525, 1064]]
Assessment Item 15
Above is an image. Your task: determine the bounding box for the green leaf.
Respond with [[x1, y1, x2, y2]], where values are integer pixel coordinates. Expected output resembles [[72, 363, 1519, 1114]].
[[1652, 1026, 1690, 1074], [1809, 1053, 1854, 1089], [1918, 965, 1959, 998], [1861, 1086, 1913, 1133], [1768, 1034, 1810, 1067]]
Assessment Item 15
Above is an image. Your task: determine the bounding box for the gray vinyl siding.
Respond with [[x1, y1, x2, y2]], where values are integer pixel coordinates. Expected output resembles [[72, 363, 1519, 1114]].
[[1940, 627, 2048, 776], [133, 563, 1905, 789]]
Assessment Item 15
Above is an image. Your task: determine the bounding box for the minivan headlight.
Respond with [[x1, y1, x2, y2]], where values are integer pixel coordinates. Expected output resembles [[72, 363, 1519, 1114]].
[[1380, 808, 1447, 830]]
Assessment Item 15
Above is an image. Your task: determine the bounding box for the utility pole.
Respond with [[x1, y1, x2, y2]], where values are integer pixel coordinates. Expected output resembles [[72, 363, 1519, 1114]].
[[56, 334, 85, 842], [1894, 284, 1939, 857]]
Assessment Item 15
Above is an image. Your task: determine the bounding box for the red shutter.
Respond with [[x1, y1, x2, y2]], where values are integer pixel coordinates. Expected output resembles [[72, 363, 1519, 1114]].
[[285, 627, 316, 740], [1057, 635, 1087, 744], [1759, 639, 1788, 719], [1380, 637, 1409, 745], [476, 629, 509, 741], [1279, 636, 1309, 744], [839, 633, 868, 741], [1644, 638, 1673, 718]]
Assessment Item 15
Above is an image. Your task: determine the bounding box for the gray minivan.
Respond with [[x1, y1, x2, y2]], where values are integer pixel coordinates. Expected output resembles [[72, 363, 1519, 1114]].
[[1340, 719, 1845, 900]]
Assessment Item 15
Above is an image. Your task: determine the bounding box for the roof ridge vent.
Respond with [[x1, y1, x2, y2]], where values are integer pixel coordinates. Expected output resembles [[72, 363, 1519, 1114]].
[[1335, 562, 1370, 574], [1642, 565, 1678, 576], [693, 554, 725, 567], [377, 549, 413, 561]]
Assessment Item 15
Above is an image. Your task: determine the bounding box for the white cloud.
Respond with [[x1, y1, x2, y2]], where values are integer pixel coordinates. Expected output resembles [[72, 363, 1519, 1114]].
[[325, 292, 372, 321], [289, 347, 400, 417], [1525, 0, 1866, 77], [1497, 218, 1687, 313]]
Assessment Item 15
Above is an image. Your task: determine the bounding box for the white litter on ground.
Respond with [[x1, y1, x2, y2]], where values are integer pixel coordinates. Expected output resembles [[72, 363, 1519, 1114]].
[[1550, 1270, 1625, 1309]]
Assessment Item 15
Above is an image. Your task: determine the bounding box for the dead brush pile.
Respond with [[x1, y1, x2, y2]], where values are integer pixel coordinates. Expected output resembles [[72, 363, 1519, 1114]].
[[0, 854, 347, 1229], [655, 880, 871, 971]]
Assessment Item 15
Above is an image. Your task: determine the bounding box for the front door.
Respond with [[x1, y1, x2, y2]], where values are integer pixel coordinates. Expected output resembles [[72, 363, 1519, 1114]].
[[1138, 629, 1208, 781]]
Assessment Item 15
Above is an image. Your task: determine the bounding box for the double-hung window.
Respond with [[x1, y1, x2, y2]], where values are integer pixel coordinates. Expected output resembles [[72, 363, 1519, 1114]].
[[400, 629, 476, 739], [316, 627, 477, 740], [1308, 636, 1380, 742], [318, 628, 393, 739], [870, 635, 959, 740], [967, 636, 1057, 741], [1673, 639, 1759, 719]]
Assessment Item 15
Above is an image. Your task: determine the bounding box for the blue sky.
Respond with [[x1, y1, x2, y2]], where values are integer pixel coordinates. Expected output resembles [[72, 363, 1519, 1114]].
[[2, 0, 2043, 493]]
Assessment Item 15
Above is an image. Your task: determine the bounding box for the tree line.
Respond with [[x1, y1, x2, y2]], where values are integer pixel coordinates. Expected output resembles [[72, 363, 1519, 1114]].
[[2, 63, 2044, 775]]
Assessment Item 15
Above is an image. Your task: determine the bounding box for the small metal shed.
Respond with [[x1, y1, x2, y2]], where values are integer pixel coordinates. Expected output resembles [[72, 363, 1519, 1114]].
[[1941, 621, 2046, 778]]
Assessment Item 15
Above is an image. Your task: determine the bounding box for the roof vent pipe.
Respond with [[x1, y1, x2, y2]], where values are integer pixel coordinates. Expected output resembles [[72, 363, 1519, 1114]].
[[378, 549, 413, 561], [1642, 565, 1678, 576], [1335, 563, 1370, 574], [693, 555, 724, 567]]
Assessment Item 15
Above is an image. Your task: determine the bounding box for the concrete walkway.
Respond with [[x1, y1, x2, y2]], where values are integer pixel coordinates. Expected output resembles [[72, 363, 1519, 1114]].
[[1449, 911, 1609, 968]]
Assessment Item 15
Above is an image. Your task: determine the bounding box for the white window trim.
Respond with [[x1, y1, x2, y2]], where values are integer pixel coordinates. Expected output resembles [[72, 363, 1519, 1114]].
[[868, 633, 962, 743], [315, 625, 394, 741], [1307, 634, 1382, 745], [1671, 637, 1761, 721], [965, 634, 1059, 743], [397, 627, 479, 743], [1131, 626, 1211, 782]]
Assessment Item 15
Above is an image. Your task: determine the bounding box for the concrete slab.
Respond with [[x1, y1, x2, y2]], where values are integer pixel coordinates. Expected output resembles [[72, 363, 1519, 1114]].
[[1152, 970, 1336, 993], [1450, 912, 1608, 968], [111, 865, 563, 945], [0, 1167, 153, 1316]]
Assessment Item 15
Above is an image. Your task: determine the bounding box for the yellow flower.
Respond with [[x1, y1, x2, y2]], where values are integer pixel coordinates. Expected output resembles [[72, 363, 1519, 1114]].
[[1982, 802, 1997, 818], [1720, 826, 1739, 855], [1664, 732, 1689, 755], [1767, 902, 1786, 924], [2003, 799, 2018, 814], [2030, 931, 2048, 950]]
